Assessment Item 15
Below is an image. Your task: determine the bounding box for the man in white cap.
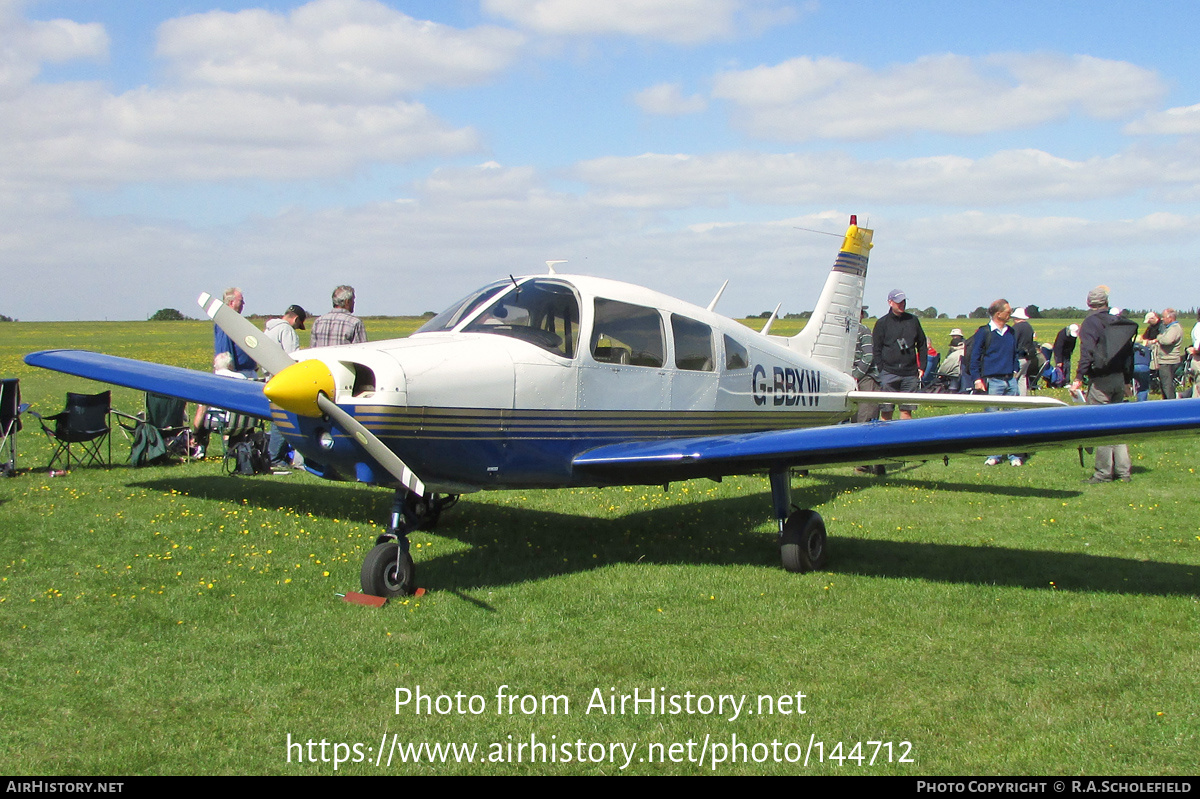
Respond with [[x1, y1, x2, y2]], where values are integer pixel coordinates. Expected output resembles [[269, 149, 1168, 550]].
[[871, 289, 927, 420], [1010, 306, 1036, 396], [1052, 323, 1079, 386]]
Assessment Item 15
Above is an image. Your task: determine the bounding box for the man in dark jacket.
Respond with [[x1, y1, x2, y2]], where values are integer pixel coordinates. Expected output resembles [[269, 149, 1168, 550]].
[[1010, 307, 1036, 395], [1071, 285, 1136, 483], [871, 289, 926, 421], [1052, 324, 1078, 384]]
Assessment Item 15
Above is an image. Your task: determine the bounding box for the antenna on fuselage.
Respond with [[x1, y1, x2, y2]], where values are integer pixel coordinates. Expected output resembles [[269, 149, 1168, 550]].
[[760, 302, 782, 335], [546, 260, 567, 275], [707, 280, 729, 312]]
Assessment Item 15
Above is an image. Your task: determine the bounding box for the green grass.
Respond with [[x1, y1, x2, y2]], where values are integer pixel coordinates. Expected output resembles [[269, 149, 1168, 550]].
[[1, 319, 1197, 775]]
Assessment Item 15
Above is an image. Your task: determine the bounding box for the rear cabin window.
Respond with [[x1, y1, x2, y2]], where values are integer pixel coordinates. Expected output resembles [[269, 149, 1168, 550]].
[[462, 279, 581, 358], [591, 299, 665, 367], [724, 335, 749, 370], [671, 314, 714, 371]]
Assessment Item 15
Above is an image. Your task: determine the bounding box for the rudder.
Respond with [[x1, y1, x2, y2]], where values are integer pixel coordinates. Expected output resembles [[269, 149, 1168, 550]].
[[788, 216, 873, 375]]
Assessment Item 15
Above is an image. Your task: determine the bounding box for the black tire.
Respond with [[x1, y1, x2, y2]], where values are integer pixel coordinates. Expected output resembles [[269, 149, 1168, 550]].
[[361, 542, 416, 598], [780, 509, 828, 573]]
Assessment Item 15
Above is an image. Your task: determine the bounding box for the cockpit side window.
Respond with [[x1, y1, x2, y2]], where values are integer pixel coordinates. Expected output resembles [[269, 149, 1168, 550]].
[[591, 299, 665, 368], [724, 334, 749, 370], [671, 314, 714, 371], [462, 279, 581, 358], [416, 280, 509, 334]]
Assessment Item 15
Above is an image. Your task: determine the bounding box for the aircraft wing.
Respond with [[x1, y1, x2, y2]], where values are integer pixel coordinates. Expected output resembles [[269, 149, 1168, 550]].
[[24, 350, 271, 419], [573, 399, 1200, 483]]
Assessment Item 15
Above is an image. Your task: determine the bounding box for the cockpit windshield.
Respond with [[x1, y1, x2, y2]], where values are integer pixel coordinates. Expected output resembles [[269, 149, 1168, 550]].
[[463, 279, 581, 358], [415, 280, 509, 334]]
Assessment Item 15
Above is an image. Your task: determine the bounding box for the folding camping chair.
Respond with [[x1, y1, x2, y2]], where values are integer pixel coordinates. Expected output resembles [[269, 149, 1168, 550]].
[[29, 390, 112, 471], [0, 378, 29, 476], [114, 392, 194, 466]]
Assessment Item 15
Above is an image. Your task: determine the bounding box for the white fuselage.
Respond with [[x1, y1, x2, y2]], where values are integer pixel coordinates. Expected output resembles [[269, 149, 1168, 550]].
[[273, 274, 857, 491]]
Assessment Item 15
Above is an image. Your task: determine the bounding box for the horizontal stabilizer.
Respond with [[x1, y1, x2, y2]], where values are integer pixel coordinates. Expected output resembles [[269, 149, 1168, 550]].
[[848, 391, 1066, 409], [24, 350, 271, 419], [574, 399, 1200, 483]]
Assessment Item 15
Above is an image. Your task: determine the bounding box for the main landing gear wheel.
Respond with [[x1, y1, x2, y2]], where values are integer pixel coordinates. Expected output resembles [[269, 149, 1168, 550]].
[[361, 542, 417, 598], [780, 509, 827, 573]]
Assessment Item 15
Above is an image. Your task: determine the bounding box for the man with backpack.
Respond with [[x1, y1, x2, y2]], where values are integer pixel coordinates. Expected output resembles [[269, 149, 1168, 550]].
[[1071, 285, 1137, 483]]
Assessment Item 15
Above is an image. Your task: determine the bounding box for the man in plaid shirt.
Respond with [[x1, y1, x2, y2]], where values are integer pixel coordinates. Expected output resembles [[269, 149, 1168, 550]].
[[310, 285, 366, 348]]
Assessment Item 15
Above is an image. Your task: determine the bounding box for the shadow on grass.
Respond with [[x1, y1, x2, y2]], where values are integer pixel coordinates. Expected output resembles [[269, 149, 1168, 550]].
[[130, 474, 1196, 599], [832, 538, 1197, 597], [809, 469, 1083, 499]]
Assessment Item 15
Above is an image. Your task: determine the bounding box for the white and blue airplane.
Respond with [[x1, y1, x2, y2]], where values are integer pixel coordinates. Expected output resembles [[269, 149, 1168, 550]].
[[26, 217, 1200, 597]]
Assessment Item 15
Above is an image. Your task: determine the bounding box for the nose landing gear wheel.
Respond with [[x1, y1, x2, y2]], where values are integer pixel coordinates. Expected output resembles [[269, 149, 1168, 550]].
[[780, 509, 827, 573], [361, 541, 417, 597]]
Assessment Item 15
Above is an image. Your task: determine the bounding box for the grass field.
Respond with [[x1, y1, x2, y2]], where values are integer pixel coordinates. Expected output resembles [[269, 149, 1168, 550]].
[[1, 317, 1197, 775]]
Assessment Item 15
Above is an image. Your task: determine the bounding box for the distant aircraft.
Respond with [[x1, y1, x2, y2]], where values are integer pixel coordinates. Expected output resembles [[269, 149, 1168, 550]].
[[27, 217, 1200, 597]]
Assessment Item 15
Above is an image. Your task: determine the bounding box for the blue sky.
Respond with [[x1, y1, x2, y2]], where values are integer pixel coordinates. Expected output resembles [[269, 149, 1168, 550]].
[[6, 0, 1200, 323]]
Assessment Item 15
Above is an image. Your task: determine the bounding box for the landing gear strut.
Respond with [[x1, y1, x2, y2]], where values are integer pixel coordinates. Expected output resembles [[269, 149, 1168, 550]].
[[360, 489, 459, 597], [769, 468, 828, 573]]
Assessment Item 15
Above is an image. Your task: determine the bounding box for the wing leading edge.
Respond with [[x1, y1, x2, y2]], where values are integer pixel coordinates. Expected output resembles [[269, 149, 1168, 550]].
[[24, 350, 271, 419], [572, 399, 1200, 484]]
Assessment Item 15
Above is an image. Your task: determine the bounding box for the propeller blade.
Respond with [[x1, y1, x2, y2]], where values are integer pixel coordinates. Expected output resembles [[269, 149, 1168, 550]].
[[316, 393, 426, 496], [197, 292, 295, 376]]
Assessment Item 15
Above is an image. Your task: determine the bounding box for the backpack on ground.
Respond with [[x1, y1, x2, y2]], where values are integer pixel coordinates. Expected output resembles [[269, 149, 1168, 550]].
[[225, 429, 271, 476]]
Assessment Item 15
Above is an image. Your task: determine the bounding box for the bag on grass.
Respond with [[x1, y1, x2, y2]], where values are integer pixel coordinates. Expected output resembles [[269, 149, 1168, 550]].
[[226, 429, 271, 476]]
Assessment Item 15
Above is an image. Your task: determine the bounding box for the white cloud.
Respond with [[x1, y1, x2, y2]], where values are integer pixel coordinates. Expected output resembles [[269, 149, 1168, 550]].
[[0, 84, 480, 184], [0, 0, 107, 94], [711, 53, 1165, 141], [157, 0, 525, 102], [1125, 102, 1200, 135], [634, 83, 708, 115], [417, 162, 546, 203], [483, 0, 791, 44], [874, 211, 1200, 315], [903, 211, 1197, 250], [8, 146, 1200, 322], [0, 0, 506, 187], [570, 145, 1198, 209]]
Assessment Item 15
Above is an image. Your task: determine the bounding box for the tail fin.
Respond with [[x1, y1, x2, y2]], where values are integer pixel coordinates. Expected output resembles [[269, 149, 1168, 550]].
[[788, 216, 873, 375]]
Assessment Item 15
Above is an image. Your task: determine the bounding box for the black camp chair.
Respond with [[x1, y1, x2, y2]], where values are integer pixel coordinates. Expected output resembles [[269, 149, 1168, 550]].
[[115, 392, 193, 466], [29, 391, 112, 471], [0, 378, 29, 476]]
